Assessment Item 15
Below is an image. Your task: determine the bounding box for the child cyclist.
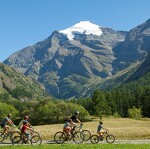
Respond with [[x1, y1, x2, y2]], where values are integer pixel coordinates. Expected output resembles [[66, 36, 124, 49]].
[[97, 121, 108, 138], [21, 121, 32, 141]]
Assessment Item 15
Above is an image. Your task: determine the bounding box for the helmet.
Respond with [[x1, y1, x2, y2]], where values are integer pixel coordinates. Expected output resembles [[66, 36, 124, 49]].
[[7, 114, 12, 118], [23, 120, 28, 125], [75, 111, 79, 115], [24, 116, 28, 120], [99, 121, 103, 125]]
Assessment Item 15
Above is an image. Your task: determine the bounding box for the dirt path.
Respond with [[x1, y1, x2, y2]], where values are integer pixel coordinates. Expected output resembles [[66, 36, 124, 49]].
[[1, 139, 150, 145]]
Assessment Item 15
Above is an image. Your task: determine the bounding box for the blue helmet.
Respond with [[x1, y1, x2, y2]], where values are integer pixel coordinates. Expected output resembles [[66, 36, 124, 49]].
[[23, 120, 28, 125]]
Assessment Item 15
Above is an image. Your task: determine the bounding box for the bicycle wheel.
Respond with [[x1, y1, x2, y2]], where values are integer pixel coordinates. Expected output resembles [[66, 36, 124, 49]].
[[73, 131, 84, 144], [31, 135, 42, 145], [106, 134, 115, 143], [20, 133, 30, 144], [82, 130, 91, 141], [90, 135, 99, 144], [12, 136, 22, 145], [10, 131, 21, 141], [0, 131, 5, 142], [54, 131, 65, 144]]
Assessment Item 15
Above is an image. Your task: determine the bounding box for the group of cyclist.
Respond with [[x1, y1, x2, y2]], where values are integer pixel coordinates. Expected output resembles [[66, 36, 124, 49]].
[[0, 114, 32, 140], [0, 111, 107, 141]]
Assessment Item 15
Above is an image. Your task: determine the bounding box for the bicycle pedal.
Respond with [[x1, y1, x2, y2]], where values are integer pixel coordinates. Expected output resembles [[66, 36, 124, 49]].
[[99, 137, 103, 141]]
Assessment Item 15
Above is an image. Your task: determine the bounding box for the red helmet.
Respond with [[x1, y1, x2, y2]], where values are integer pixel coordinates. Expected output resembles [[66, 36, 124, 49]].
[[24, 116, 28, 120]]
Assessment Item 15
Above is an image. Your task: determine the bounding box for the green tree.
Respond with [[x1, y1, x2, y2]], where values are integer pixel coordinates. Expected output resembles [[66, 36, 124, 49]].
[[90, 89, 111, 117], [0, 102, 19, 120]]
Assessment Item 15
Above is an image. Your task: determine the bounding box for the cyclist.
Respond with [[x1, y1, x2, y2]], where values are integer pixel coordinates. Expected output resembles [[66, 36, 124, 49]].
[[63, 119, 76, 136], [18, 115, 31, 130], [70, 111, 82, 124], [21, 121, 32, 141], [97, 121, 108, 138], [0, 114, 14, 135]]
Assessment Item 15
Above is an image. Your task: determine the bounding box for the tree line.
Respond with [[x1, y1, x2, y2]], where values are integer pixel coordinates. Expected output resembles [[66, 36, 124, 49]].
[[1, 71, 150, 125], [0, 97, 90, 125], [71, 83, 150, 118]]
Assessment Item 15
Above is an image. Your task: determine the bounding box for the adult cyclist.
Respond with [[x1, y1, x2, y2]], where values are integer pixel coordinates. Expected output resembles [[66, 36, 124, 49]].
[[70, 111, 82, 124], [0, 114, 14, 135]]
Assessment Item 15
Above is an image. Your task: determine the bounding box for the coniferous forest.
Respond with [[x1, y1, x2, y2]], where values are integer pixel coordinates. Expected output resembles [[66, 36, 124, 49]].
[[71, 72, 150, 118]]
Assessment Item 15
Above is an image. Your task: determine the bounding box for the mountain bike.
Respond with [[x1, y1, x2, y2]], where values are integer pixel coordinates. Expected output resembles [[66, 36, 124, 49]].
[[0, 125, 20, 142], [54, 124, 85, 144], [90, 129, 115, 144], [73, 123, 91, 141], [12, 133, 42, 145]]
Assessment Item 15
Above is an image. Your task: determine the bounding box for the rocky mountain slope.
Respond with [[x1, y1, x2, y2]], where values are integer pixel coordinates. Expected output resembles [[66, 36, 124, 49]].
[[3, 19, 150, 99], [126, 51, 150, 82], [112, 18, 150, 72]]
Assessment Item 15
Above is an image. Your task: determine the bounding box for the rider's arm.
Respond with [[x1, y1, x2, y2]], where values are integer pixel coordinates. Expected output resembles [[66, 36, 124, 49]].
[[27, 122, 32, 128], [8, 119, 14, 126], [26, 126, 33, 131], [76, 118, 82, 124], [102, 126, 108, 131], [72, 121, 77, 126]]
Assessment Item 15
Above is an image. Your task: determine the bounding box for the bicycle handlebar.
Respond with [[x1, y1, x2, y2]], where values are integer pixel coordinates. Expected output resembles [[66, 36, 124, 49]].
[[74, 123, 83, 130]]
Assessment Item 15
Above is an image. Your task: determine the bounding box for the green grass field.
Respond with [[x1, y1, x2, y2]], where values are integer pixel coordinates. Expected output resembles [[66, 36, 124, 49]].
[[0, 144, 150, 149]]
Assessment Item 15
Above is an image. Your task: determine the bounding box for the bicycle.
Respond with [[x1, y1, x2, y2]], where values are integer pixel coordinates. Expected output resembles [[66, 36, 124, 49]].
[[73, 124, 91, 141], [12, 133, 42, 145], [90, 129, 115, 144], [54, 124, 85, 144], [27, 128, 40, 137], [0, 125, 20, 142]]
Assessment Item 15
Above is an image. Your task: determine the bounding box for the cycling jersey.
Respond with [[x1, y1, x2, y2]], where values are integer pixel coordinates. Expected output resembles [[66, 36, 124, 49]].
[[70, 115, 77, 122], [1, 117, 10, 128]]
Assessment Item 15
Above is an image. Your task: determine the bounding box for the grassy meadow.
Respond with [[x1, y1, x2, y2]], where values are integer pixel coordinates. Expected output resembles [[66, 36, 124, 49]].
[[0, 117, 150, 149], [33, 117, 150, 141]]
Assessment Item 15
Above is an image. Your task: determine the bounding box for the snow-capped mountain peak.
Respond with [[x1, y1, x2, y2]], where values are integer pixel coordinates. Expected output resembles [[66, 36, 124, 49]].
[[59, 21, 103, 40]]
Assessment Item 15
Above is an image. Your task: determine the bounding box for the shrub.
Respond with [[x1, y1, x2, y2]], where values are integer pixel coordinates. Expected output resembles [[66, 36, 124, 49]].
[[128, 106, 142, 120], [0, 102, 19, 120]]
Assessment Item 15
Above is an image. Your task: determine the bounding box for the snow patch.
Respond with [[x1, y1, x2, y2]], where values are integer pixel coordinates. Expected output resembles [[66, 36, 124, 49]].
[[59, 21, 103, 40]]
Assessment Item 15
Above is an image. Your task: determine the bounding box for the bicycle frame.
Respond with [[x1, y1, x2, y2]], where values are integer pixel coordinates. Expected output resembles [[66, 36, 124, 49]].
[[3, 125, 16, 138], [73, 124, 83, 133]]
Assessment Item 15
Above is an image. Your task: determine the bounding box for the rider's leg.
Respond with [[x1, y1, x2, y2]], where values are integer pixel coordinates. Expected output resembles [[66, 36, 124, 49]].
[[2, 125, 8, 135], [65, 126, 71, 136], [5, 126, 10, 134], [98, 131, 104, 137], [25, 132, 31, 140]]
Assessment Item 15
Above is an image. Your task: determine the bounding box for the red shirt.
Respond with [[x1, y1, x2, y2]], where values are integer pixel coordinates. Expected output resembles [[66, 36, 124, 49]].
[[21, 125, 27, 133]]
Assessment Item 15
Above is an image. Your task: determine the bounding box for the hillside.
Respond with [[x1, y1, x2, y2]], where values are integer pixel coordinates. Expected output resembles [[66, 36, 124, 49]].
[[0, 62, 49, 101]]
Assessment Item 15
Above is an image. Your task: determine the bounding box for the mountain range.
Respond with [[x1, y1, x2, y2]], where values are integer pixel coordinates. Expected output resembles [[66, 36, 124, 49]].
[[3, 19, 150, 99]]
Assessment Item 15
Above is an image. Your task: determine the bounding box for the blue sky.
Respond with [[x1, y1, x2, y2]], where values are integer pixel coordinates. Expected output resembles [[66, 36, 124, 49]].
[[0, 0, 150, 62]]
